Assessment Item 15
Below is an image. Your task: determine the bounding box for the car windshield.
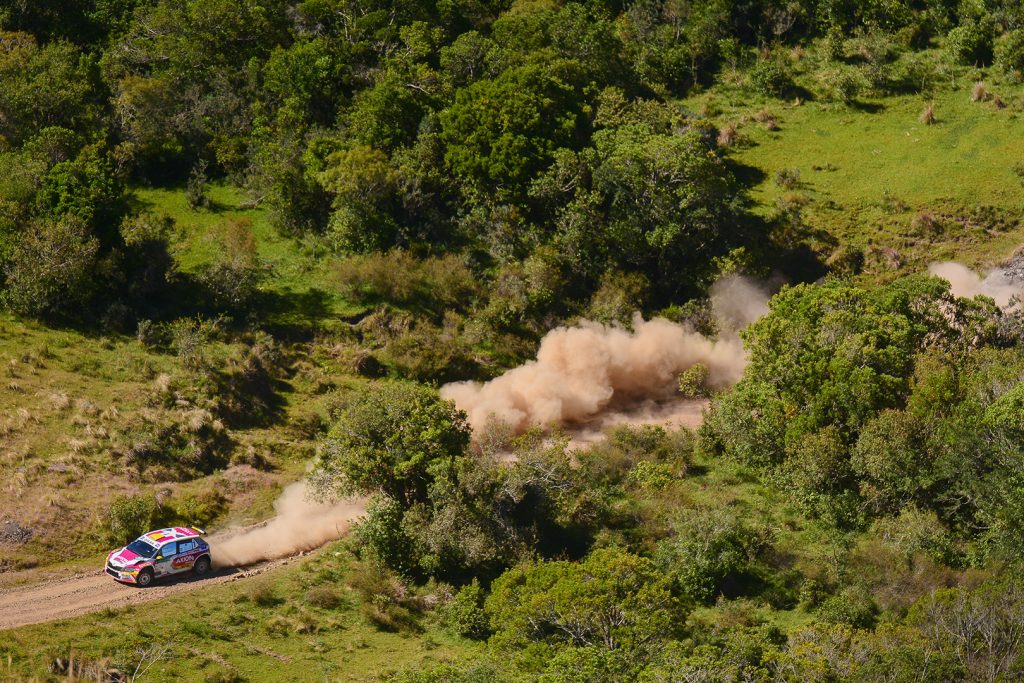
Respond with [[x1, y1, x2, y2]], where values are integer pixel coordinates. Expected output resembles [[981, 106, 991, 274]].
[[125, 538, 158, 558]]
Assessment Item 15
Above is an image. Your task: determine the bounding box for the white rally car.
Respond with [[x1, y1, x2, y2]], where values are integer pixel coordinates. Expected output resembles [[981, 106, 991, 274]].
[[105, 527, 212, 587]]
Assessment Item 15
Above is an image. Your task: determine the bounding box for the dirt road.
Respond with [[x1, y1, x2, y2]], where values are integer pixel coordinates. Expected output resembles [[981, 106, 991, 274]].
[[0, 557, 292, 631]]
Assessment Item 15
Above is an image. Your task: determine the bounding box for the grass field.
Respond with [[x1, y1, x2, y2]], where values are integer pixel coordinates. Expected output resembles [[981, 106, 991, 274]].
[[689, 58, 1024, 274], [135, 183, 365, 330], [0, 545, 480, 682]]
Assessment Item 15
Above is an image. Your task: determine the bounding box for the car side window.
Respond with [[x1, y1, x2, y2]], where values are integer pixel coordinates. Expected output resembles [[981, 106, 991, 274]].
[[179, 539, 196, 553], [160, 542, 176, 558]]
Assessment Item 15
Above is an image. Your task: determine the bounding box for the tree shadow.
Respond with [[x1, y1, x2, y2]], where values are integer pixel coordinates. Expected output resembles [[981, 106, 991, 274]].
[[849, 100, 885, 114], [727, 159, 768, 191], [255, 287, 334, 340]]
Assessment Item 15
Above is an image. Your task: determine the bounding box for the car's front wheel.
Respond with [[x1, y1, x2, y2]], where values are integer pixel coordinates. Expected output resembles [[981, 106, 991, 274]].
[[193, 556, 211, 576], [136, 568, 154, 587]]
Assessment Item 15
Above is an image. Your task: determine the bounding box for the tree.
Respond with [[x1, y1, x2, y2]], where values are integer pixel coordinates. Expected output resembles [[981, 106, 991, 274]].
[[3, 215, 98, 319], [440, 61, 587, 199], [318, 145, 401, 253], [0, 32, 101, 145], [486, 547, 680, 679], [654, 508, 771, 603], [312, 382, 470, 506], [701, 276, 1001, 525]]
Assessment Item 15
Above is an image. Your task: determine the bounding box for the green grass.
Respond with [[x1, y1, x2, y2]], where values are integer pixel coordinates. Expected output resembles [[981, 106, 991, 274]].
[[0, 546, 480, 681], [689, 64, 1024, 272], [135, 183, 365, 327]]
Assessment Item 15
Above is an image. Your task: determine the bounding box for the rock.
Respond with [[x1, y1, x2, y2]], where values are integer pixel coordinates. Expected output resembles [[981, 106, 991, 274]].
[[0, 519, 33, 545]]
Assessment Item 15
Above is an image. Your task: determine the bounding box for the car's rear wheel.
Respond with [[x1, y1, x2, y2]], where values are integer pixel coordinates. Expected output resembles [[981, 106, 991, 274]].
[[136, 568, 154, 587], [193, 555, 211, 576]]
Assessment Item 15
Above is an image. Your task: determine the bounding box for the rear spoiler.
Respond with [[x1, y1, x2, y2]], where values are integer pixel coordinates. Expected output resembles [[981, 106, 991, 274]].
[[191, 526, 206, 535]]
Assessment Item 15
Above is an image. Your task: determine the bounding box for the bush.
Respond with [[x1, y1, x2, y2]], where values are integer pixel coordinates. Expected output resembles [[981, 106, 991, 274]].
[[815, 587, 879, 629], [815, 65, 865, 103], [106, 494, 155, 544], [678, 363, 710, 398], [774, 168, 800, 189], [347, 560, 421, 632], [995, 29, 1024, 82], [247, 579, 282, 607], [186, 159, 210, 210], [945, 21, 994, 66], [441, 579, 489, 639], [586, 270, 650, 324], [655, 509, 772, 603], [305, 585, 344, 610], [4, 216, 98, 318], [749, 59, 793, 98], [198, 218, 265, 313]]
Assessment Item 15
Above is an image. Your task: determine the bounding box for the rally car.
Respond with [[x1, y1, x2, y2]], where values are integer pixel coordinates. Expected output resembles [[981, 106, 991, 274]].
[[105, 527, 212, 587]]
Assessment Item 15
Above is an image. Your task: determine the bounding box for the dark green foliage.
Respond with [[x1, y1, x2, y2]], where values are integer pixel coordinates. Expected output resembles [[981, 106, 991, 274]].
[[313, 382, 471, 506], [995, 29, 1024, 81], [486, 547, 680, 679], [440, 61, 587, 199], [3, 216, 98, 318], [945, 20, 994, 66], [440, 579, 489, 639], [105, 494, 155, 543], [0, 33, 101, 145], [750, 58, 794, 98], [185, 160, 210, 210], [655, 509, 772, 603], [701, 276, 1002, 527]]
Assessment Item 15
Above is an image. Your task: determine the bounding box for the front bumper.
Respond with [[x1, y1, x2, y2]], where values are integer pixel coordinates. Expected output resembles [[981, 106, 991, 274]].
[[106, 563, 139, 583]]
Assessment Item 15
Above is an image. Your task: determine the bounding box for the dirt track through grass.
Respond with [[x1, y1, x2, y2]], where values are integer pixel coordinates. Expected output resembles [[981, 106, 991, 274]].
[[0, 556, 297, 630]]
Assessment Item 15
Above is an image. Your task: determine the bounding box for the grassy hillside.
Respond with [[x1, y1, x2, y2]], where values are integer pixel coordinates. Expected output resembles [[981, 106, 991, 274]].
[[1, 544, 479, 682], [690, 57, 1024, 274]]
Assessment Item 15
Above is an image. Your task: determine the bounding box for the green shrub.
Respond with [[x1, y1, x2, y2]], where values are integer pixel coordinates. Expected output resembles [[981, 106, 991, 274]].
[[106, 494, 155, 544], [815, 586, 879, 628], [655, 508, 772, 603], [172, 488, 228, 528], [995, 29, 1024, 82], [626, 461, 675, 489], [186, 159, 210, 210], [814, 65, 865, 103], [305, 585, 344, 610], [749, 59, 793, 98], [441, 579, 489, 639], [586, 270, 650, 324], [678, 363, 710, 398], [4, 216, 98, 319], [945, 21, 994, 66]]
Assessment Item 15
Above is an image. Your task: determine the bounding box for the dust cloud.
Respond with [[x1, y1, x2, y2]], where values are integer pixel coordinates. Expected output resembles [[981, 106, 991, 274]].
[[442, 276, 770, 434], [929, 262, 1023, 309], [212, 482, 365, 567]]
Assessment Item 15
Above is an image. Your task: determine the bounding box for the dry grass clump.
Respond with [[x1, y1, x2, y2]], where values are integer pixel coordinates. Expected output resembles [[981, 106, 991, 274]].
[[971, 81, 988, 102], [717, 122, 739, 147], [49, 392, 71, 411], [992, 94, 1006, 110], [754, 108, 779, 130], [910, 212, 945, 238], [919, 102, 936, 125]]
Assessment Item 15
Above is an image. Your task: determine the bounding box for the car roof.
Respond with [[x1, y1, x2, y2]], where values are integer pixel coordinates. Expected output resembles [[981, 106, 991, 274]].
[[139, 527, 203, 544]]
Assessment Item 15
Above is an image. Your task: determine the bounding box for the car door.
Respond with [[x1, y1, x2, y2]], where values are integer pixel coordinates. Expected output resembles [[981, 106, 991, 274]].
[[172, 538, 199, 572], [153, 541, 177, 576]]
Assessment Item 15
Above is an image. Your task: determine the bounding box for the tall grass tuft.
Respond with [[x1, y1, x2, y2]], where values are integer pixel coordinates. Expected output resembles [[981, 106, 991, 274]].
[[919, 102, 936, 125]]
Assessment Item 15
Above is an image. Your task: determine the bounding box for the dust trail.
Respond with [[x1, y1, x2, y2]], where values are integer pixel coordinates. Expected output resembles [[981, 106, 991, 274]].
[[929, 262, 1022, 308], [564, 397, 709, 451], [442, 276, 770, 434], [212, 482, 365, 567]]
